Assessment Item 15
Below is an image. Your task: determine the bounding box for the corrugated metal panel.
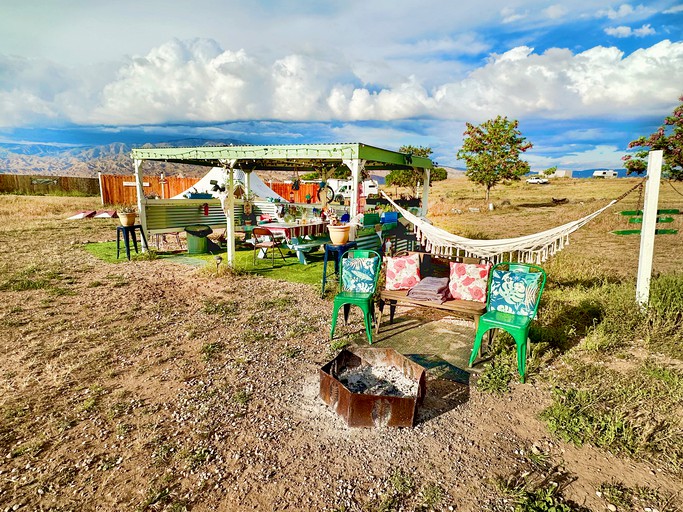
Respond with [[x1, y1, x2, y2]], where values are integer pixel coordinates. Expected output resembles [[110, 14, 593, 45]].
[[355, 231, 381, 251], [145, 202, 244, 233]]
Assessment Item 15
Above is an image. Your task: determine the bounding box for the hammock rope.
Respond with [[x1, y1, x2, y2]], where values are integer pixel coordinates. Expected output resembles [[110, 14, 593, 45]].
[[380, 181, 644, 264]]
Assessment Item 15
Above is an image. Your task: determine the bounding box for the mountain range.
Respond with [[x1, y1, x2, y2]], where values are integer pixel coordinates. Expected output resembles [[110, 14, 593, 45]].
[[0, 139, 244, 177], [0, 140, 628, 179]]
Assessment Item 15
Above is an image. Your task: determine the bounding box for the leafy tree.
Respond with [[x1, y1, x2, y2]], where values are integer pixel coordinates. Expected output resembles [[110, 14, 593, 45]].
[[386, 145, 440, 197], [456, 116, 533, 201], [542, 166, 557, 177], [299, 171, 320, 181], [623, 95, 683, 181], [431, 167, 448, 182]]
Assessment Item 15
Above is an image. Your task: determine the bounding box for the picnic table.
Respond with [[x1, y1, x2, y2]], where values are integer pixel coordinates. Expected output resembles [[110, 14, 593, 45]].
[[259, 220, 330, 264], [260, 220, 327, 241]]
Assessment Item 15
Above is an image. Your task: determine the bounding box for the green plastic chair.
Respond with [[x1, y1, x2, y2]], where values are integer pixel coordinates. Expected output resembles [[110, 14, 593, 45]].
[[468, 262, 547, 383], [330, 249, 382, 344]]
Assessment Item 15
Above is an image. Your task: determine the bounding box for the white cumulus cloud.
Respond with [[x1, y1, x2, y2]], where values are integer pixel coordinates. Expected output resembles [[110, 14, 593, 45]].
[[605, 23, 656, 37], [2, 38, 683, 129]]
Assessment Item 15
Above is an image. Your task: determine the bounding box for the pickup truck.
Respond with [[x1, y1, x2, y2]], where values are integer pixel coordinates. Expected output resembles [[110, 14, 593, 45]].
[[526, 177, 549, 184]]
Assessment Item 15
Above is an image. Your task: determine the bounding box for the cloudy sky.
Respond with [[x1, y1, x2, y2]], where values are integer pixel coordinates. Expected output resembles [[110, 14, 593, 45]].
[[1, 0, 682, 169]]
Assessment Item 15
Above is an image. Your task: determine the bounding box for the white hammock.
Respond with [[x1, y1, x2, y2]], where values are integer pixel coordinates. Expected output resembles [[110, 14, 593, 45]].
[[381, 191, 616, 264]]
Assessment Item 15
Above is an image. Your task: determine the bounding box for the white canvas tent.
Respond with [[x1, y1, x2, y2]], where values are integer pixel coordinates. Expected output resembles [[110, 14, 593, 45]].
[[171, 167, 285, 201]]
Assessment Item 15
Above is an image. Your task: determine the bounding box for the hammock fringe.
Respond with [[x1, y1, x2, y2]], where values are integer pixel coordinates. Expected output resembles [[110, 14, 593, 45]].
[[381, 192, 616, 263]]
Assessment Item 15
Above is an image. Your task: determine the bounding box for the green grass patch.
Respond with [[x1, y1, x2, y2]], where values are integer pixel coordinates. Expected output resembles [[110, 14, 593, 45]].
[[0, 264, 75, 293], [83, 242, 331, 287]]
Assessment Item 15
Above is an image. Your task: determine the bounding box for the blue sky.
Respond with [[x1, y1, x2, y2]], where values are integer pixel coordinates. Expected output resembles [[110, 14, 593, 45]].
[[1, 0, 682, 170]]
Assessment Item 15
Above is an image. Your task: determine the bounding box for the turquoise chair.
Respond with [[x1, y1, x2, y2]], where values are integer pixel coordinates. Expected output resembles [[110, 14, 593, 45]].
[[330, 249, 382, 343], [469, 262, 547, 383]]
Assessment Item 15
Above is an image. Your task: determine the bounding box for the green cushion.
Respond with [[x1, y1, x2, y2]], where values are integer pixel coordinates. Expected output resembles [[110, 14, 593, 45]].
[[488, 269, 541, 318], [341, 257, 379, 293]]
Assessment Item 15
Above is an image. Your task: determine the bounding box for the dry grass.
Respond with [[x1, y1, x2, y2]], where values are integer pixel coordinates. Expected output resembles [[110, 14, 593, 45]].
[[1, 181, 682, 511], [427, 176, 683, 278]]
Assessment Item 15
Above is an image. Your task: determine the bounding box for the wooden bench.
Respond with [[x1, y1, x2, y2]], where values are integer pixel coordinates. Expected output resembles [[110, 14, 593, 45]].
[[377, 290, 486, 333], [375, 252, 488, 334]]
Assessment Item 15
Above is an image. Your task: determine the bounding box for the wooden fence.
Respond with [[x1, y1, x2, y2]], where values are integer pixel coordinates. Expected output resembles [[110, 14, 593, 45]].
[[0, 174, 100, 196], [269, 182, 320, 203], [99, 174, 200, 205], [100, 174, 320, 205]]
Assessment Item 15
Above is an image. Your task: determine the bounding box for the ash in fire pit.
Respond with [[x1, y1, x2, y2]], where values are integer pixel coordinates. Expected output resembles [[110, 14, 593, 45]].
[[337, 364, 418, 397], [319, 347, 426, 428]]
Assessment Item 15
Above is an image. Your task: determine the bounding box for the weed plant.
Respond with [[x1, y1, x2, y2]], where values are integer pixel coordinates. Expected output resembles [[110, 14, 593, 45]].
[[476, 335, 515, 394], [491, 464, 588, 512], [541, 359, 683, 472], [597, 481, 682, 512]]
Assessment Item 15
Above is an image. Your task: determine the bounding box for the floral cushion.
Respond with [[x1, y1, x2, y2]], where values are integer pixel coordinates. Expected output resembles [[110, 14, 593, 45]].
[[488, 269, 542, 317], [448, 262, 491, 303], [342, 256, 379, 293], [385, 254, 421, 290]]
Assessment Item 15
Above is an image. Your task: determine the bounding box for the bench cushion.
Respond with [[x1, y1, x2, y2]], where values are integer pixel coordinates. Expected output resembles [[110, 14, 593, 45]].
[[449, 262, 491, 303], [385, 253, 421, 290]]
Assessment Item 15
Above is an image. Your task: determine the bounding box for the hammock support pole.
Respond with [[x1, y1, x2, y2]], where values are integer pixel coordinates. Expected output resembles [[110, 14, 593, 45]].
[[636, 150, 663, 308]]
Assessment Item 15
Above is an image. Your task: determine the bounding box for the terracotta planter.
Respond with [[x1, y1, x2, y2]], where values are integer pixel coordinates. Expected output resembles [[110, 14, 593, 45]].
[[118, 212, 137, 227], [327, 224, 350, 245]]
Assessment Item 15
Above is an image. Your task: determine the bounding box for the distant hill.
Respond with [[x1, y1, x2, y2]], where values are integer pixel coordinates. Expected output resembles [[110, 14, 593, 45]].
[[0, 138, 245, 177]]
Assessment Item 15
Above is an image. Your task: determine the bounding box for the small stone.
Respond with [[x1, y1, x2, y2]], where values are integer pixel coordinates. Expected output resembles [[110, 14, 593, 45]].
[[607, 504, 616, 512]]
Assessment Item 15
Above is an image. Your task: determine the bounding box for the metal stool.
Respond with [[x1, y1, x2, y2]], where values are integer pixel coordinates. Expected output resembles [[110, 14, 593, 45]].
[[116, 224, 148, 260], [153, 232, 183, 250], [321, 241, 357, 297]]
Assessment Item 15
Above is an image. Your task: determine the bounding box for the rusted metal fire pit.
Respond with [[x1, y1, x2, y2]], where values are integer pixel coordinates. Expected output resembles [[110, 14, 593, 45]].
[[319, 347, 426, 427]]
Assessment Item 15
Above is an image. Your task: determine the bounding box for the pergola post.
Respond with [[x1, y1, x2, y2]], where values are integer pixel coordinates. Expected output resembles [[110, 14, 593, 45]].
[[134, 159, 149, 251], [219, 159, 237, 266], [320, 167, 329, 210], [244, 169, 252, 200], [343, 158, 365, 217], [420, 167, 430, 217]]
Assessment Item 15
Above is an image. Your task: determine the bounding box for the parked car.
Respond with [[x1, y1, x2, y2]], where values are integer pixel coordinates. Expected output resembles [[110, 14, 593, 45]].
[[526, 177, 549, 184]]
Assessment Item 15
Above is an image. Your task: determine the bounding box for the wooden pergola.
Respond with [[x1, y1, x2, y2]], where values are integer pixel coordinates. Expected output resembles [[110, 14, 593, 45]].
[[130, 143, 433, 265]]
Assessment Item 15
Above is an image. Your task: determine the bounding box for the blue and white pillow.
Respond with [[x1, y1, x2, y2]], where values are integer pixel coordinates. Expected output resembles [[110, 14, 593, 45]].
[[488, 269, 541, 317], [341, 257, 379, 293]]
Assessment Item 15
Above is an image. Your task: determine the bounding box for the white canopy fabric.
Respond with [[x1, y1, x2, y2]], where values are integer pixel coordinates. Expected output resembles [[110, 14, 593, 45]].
[[381, 191, 616, 264], [171, 167, 285, 201]]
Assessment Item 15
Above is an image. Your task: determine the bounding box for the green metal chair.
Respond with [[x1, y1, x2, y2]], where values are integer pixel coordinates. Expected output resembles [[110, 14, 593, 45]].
[[469, 262, 547, 383], [330, 249, 382, 344]]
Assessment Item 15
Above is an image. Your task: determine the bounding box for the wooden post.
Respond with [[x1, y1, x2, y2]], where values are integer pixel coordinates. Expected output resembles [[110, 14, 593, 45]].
[[218, 160, 237, 266], [98, 172, 104, 205], [636, 150, 663, 307], [420, 167, 430, 217], [134, 159, 149, 251]]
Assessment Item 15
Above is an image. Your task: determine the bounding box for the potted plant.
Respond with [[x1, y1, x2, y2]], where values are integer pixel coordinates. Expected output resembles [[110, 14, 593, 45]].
[[326, 210, 350, 244], [117, 204, 137, 227]]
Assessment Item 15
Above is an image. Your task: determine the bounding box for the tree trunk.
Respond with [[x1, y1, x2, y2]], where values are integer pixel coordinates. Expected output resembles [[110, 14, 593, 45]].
[[485, 186, 491, 202]]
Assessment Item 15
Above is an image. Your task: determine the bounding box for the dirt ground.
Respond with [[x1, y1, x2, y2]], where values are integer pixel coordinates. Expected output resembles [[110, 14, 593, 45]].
[[1, 195, 681, 511]]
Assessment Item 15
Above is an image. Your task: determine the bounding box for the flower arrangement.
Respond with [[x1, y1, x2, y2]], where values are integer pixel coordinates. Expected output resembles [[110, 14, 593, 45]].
[[118, 204, 137, 213]]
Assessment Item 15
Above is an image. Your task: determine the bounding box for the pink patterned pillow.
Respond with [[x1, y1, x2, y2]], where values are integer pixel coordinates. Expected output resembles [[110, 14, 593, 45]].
[[448, 262, 491, 303], [385, 254, 421, 291]]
